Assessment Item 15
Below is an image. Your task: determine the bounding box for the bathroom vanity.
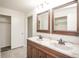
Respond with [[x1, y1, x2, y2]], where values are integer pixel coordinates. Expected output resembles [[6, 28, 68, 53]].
[[27, 40, 71, 58], [27, 40, 70, 58], [27, 37, 79, 58]]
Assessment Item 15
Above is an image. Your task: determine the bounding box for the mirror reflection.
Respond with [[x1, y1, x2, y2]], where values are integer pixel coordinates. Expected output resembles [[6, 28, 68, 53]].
[[38, 11, 49, 30], [37, 11, 50, 33], [54, 3, 77, 32]]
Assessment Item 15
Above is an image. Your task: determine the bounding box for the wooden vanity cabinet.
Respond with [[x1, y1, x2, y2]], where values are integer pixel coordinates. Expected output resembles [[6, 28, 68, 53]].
[[27, 40, 47, 58], [27, 44, 32, 58], [27, 40, 71, 58]]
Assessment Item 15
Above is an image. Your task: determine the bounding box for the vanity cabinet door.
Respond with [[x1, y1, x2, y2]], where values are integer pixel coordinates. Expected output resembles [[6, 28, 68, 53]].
[[31, 47, 39, 58], [27, 44, 32, 58], [38, 50, 47, 58]]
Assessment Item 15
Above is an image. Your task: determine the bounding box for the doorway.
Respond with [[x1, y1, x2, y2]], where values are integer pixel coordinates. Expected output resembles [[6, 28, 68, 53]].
[[27, 16, 33, 37], [0, 15, 11, 51]]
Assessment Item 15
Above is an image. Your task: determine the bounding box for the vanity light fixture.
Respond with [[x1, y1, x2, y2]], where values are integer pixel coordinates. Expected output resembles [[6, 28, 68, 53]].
[[35, 0, 50, 9]]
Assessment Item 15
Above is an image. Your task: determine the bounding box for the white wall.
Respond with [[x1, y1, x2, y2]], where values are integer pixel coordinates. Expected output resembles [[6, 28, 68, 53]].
[[0, 49, 1, 58], [0, 7, 26, 49]]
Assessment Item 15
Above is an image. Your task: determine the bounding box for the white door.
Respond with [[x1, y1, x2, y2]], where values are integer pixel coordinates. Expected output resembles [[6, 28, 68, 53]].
[[11, 16, 25, 49]]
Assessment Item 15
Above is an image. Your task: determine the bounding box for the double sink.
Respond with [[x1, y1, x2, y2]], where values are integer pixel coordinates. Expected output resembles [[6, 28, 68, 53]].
[[29, 36, 79, 57], [31, 37, 73, 50]]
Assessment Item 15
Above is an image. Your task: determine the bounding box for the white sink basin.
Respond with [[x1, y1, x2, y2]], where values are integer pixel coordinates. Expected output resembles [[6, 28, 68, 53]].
[[48, 40, 73, 51], [52, 43, 72, 50]]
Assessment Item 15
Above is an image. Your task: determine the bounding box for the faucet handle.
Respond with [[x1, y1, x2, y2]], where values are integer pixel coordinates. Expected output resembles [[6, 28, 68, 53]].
[[58, 38, 65, 45], [37, 35, 42, 39]]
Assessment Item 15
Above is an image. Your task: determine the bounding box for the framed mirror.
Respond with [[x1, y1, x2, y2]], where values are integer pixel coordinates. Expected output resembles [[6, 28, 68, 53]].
[[37, 11, 50, 33], [52, 1, 78, 35]]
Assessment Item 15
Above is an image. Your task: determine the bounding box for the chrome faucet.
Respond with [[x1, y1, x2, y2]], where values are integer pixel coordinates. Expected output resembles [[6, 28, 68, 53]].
[[37, 35, 43, 40], [39, 35, 42, 39], [58, 38, 65, 45]]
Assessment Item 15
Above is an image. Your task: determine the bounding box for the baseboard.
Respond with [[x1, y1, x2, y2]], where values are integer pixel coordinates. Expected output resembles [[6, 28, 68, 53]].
[[1, 46, 11, 52]]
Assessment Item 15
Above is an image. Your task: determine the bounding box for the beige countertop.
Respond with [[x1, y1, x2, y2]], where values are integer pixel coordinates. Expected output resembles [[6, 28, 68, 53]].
[[27, 36, 79, 58]]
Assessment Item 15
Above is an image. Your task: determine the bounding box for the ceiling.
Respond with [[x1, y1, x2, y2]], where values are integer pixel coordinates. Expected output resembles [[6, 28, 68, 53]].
[[0, 0, 45, 13], [0, 0, 74, 13]]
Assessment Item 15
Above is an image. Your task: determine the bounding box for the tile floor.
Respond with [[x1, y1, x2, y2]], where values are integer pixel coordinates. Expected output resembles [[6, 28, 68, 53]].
[[0, 46, 27, 58]]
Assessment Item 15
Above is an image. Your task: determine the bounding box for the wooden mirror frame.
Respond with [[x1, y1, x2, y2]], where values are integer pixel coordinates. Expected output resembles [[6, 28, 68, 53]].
[[52, 1, 78, 35], [37, 11, 50, 33]]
